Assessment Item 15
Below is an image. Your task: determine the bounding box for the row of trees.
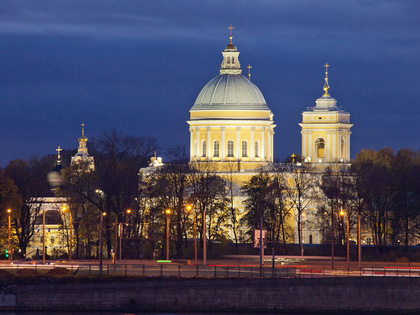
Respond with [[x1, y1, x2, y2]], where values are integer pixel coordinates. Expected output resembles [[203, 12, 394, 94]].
[[1, 129, 419, 259], [317, 148, 420, 252]]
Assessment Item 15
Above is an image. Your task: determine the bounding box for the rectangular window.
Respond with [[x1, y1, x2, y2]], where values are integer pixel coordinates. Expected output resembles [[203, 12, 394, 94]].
[[242, 141, 248, 157], [227, 141, 234, 157], [202, 141, 206, 157], [213, 141, 219, 157]]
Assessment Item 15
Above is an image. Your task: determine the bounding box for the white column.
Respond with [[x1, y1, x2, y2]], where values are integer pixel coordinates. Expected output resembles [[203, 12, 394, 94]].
[[346, 131, 351, 162], [195, 128, 200, 159], [308, 132, 313, 161], [270, 129, 274, 162], [221, 127, 225, 161], [190, 128, 193, 161], [236, 127, 241, 159], [206, 127, 210, 161], [251, 127, 255, 161], [332, 131, 337, 163], [301, 131, 307, 159], [327, 131, 332, 162], [261, 127, 265, 161]]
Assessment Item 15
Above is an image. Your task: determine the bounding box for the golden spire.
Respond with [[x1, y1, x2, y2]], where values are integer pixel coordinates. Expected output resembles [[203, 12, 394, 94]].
[[247, 64, 252, 80], [228, 24, 234, 44], [323, 63, 330, 96], [79, 123, 88, 142], [56, 145, 62, 165]]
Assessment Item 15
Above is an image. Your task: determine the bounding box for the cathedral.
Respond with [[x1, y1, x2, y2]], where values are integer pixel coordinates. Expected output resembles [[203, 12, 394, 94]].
[[185, 28, 353, 244]]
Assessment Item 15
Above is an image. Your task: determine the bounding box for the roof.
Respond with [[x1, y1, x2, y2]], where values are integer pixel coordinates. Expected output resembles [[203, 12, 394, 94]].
[[191, 74, 270, 111]]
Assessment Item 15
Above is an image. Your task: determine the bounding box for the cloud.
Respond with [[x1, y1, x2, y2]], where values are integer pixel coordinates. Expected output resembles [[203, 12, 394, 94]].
[[1, 0, 419, 43]]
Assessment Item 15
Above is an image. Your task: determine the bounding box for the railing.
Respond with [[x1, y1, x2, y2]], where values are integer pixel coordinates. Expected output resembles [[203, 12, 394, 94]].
[[1, 263, 420, 278]]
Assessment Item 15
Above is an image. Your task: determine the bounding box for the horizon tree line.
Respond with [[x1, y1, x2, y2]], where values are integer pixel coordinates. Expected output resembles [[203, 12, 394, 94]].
[[0, 129, 419, 259]]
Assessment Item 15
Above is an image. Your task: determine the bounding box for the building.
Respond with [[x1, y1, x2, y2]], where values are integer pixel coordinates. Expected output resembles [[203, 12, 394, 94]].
[[299, 64, 353, 165], [29, 125, 94, 259], [187, 31, 275, 172]]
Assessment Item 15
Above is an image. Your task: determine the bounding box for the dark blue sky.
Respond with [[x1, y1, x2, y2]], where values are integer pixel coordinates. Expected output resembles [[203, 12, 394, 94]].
[[1, 0, 419, 166]]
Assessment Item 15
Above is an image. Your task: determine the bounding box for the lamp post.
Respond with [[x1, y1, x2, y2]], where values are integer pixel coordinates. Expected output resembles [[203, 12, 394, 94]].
[[95, 189, 106, 275], [331, 207, 335, 270], [42, 209, 46, 264], [7, 209, 11, 262], [165, 208, 172, 261], [340, 208, 350, 270], [99, 211, 106, 276], [203, 210, 207, 265], [357, 210, 362, 270], [114, 209, 131, 263], [186, 205, 197, 265], [62, 205, 73, 262]]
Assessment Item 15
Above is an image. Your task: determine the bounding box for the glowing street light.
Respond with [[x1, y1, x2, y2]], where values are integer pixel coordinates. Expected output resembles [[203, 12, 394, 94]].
[[99, 211, 106, 276], [62, 205, 73, 262], [165, 208, 172, 261], [114, 208, 131, 262], [186, 205, 197, 265], [7, 209, 11, 262], [340, 208, 350, 270]]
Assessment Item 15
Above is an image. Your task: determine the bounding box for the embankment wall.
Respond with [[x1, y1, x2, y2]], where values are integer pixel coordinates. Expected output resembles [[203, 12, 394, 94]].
[[9, 277, 420, 312]]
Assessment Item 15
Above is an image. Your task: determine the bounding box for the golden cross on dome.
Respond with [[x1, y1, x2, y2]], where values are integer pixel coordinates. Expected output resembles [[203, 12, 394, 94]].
[[81, 123, 85, 137], [324, 63, 329, 77], [247, 64, 252, 80], [291, 153, 296, 164], [228, 24, 234, 44]]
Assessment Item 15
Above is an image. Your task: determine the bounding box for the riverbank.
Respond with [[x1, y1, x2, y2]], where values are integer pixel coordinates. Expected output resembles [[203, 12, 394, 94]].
[[1, 276, 420, 313]]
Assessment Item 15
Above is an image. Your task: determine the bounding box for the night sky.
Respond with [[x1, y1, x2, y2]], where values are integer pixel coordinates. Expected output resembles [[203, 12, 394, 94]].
[[1, 1, 419, 166]]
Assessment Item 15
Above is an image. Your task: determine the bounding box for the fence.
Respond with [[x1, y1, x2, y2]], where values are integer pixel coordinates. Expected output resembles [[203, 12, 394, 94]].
[[1, 263, 420, 278]]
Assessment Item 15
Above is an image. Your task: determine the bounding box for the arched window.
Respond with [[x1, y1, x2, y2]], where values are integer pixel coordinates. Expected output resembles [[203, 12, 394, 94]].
[[231, 57, 235, 64], [255, 141, 259, 158], [315, 138, 325, 159], [213, 140, 219, 157], [242, 141, 248, 157], [202, 141, 206, 157], [227, 140, 234, 157], [227, 57, 231, 64], [341, 136, 345, 160]]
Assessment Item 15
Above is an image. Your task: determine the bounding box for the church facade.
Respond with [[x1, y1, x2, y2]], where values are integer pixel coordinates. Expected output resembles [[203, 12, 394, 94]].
[[185, 29, 353, 246]]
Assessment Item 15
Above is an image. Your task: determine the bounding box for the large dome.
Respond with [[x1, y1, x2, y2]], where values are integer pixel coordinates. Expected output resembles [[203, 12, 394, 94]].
[[191, 74, 269, 111]]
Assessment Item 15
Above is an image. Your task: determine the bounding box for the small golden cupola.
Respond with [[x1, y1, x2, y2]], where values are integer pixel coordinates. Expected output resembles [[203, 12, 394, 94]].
[[71, 123, 95, 170]]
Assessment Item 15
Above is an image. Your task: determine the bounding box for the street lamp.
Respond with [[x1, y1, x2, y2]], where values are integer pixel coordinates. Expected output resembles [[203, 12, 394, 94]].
[[203, 209, 207, 265], [99, 211, 106, 276], [114, 209, 131, 262], [165, 208, 172, 261], [7, 209, 11, 262], [62, 205, 73, 262], [186, 205, 197, 265], [42, 208, 46, 264], [340, 208, 350, 270]]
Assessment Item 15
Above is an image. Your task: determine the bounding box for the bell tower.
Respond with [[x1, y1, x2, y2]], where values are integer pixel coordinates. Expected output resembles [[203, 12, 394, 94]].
[[299, 64, 353, 164]]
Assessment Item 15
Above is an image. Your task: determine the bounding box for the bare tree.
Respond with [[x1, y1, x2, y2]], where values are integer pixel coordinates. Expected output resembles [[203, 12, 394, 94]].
[[286, 164, 320, 256], [5, 157, 51, 257]]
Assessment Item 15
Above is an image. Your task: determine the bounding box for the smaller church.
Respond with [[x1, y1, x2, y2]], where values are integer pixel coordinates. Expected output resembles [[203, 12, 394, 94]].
[[29, 124, 94, 259]]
